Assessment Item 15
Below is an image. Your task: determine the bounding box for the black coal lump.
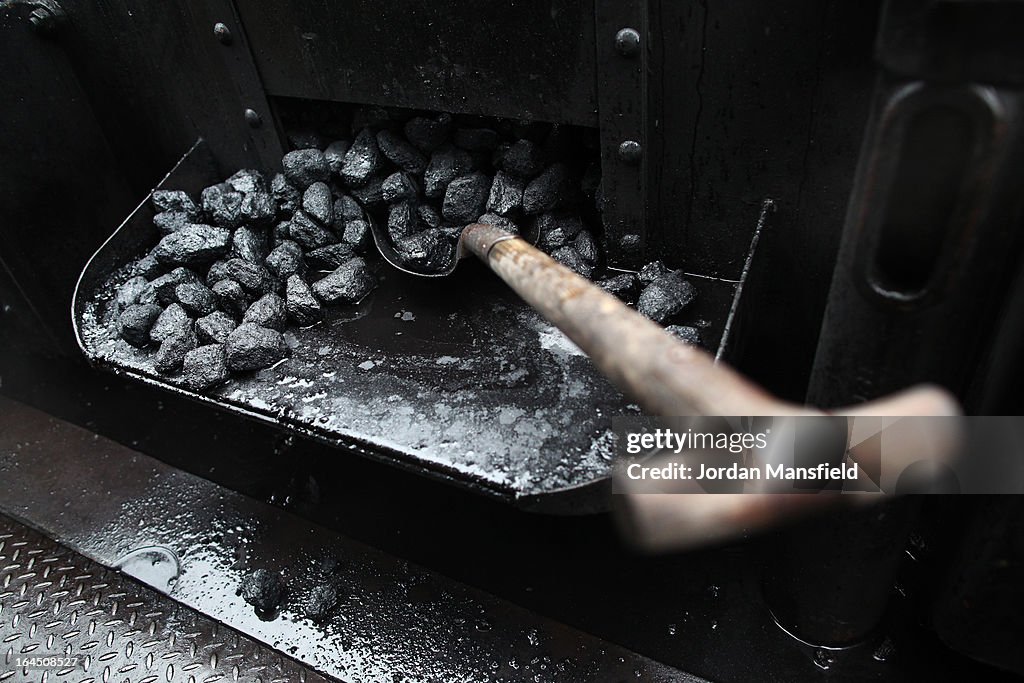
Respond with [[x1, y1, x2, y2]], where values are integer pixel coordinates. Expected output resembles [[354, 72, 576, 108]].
[[282, 149, 330, 189], [597, 273, 639, 299], [442, 172, 490, 223], [477, 212, 518, 233], [387, 203, 418, 242], [349, 173, 386, 209], [574, 229, 599, 265], [114, 276, 149, 314], [265, 240, 306, 279], [417, 204, 442, 230], [454, 127, 500, 152], [486, 171, 525, 217], [202, 186, 245, 228], [665, 325, 703, 346], [175, 280, 218, 316], [312, 257, 376, 304], [404, 114, 453, 153], [196, 311, 238, 345], [340, 128, 383, 187], [534, 213, 583, 252], [212, 279, 252, 318], [133, 253, 164, 280], [238, 568, 285, 615], [424, 145, 474, 199], [302, 182, 334, 226], [286, 275, 322, 326], [306, 243, 356, 271], [551, 246, 593, 279], [118, 303, 162, 347], [637, 271, 697, 323], [270, 173, 301, 215], [225, 323, 287, 372], [240, 191, 277, 227], [499, 139, 545, 177], [342, 219, 370, 251], [206, 259, 230, 287], [227, 169, 267, 195], [377, 129, 427, 174], [231, 226, 268, 264], [225, 258, 274, 294], [639, 260, 670, 285], [303, 583, 339, 621], [149, 267, 199, 305], [289, 210, 337, 251], [381, 172, 419, 204], [150, 303, 191, 344], [333, 194, 364, 223], [394, 229, 456, 272], [242, 293, 287, 331], [153, 324, 197, 375], [153, 224, 231, 268], [324, 140, 350, 175], [152, 190, 198, 218], [153, 211, 190, 235], [523, 163, 573, 214], [272, 220, 291, 247], [183, 344, 230, 392]]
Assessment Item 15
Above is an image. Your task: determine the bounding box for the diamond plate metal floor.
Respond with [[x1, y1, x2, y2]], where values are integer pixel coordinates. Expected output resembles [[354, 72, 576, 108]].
[[0, 516, 331, 683]]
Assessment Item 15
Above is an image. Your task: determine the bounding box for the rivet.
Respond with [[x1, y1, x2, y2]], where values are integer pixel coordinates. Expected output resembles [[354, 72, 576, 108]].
[[618, 140, 642, 165], [244, 109, 262, 128], [615, 28, 641, 57], [213, 22, 232, 45]]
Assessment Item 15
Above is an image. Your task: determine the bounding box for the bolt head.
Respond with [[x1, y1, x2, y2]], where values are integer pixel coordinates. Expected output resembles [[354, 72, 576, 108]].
[[244, 109, 262, 128], [213, 22, 233, 45], [615, 28, 641, 57], [618, 140, 642, 165]]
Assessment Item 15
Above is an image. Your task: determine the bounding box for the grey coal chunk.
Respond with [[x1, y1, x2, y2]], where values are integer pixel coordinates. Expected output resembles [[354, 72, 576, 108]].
[[272, 220, 291, 246], [153, 211, 190, 235], [302, 182, 334, 226], [271, 173, 301, 215], [333, 195, 364, 223], [265, 240, 306, 279], [231, 226, 269, 263], [286, 274, 322, 326], [282, 149, 330, 189], [499, 139, 545, 177], [442, 172, 491, 223], [387, 203, 419, 242], [534, 213, 583, 252], [597, 273, 639, 299], [118, 303, 162, 347], [225, 323, 287, 372], [342, 219, 370, 251], [183, 344, 230, 392], [665, 325, 703, 346], [175, 280, 218, 316], [237, 568, 285, 615], [303, 583, 339, 620], [227, 169, 266, 195], [340, 128, 384, 187], [153, 224, 231, 268], [153, 324, 197, 374], [550, 246, 593, 279], [637, 272, 697, 323], [289, 210, 337, 251], [486, 171, 525, 217], [423, 145, 474, 199], [201, 186, 245, 228], [149, 267, 199, 305], [196, 311, 238, 345], [324, 140, 351, 174], [394, 229, 456, 273], [240, 191, 277, 227], [306, 243, 356, 271], [454, 127, 500, 152], [312, 257, 376, 304], [225, 258, 275, 294], [349, 173, 386, 209], [638, 260, 670, 285], [417, 204, 442, 230], [206, 259, 230, 287], [242, 293, 287, 331], [404, 114, 453, 153], [377, 129, 427, 174], [133, 253, 164, 280], [523, 163, 574, 214], [212, 279, 252, 318], [477, 212, 518, 234], [574, 229, 599, 265], [152, 190, 198, 219], [287, 130, 325, 151], [381, 172, 419, 204], [150, 303, 191, 344], [114, 276, 149, 314]]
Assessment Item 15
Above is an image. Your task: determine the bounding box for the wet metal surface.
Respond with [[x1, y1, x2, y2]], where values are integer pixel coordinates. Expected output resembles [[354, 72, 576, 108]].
[[0, 396, 700, 682]]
